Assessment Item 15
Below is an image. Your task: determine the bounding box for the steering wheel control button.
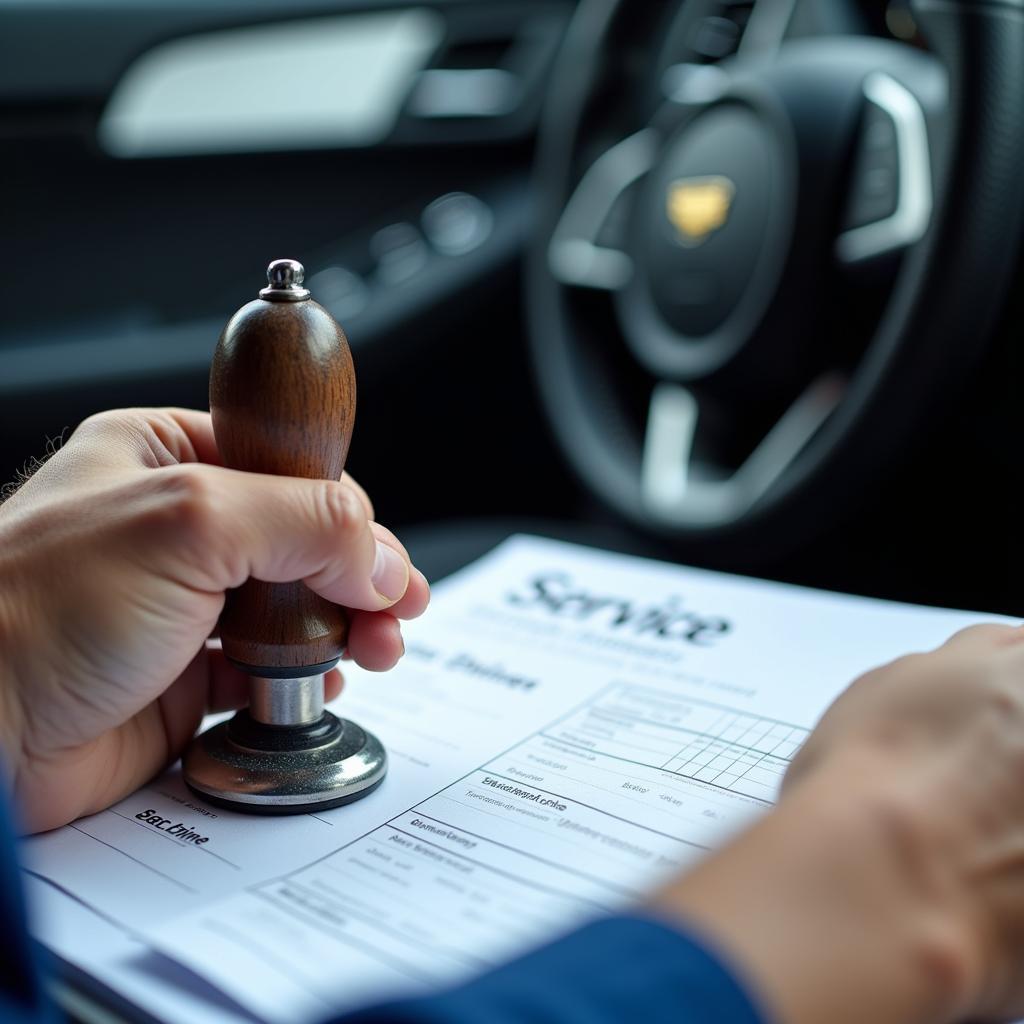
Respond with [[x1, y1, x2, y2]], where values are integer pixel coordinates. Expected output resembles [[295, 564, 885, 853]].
[[422, 192, 494, 256], [841, 102, 900, 231]]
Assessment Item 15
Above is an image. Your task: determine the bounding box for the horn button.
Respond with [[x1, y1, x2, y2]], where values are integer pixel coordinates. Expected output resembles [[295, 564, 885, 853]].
[[616, 100, 794, 381]]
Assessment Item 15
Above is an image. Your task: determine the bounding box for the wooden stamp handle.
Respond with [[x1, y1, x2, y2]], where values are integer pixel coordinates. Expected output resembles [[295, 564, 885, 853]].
[[210, 260, 356, 676]]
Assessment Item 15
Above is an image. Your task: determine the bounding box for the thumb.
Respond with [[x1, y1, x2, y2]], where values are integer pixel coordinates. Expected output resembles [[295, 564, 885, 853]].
[[146, 463, 410, 611]]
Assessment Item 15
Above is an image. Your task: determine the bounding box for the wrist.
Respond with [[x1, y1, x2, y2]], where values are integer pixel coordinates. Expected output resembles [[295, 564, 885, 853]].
[[649, 747, 982, 1024]]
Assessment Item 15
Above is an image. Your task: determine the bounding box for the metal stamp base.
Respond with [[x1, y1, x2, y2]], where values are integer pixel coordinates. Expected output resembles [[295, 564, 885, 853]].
[[182, 711, 387, 814]]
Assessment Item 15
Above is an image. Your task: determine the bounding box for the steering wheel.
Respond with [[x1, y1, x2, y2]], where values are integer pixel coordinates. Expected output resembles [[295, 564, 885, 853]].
[[527, 0, 1024, 562]]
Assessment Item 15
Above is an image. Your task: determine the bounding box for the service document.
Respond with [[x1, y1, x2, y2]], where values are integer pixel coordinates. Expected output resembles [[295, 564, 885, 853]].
[[21, 536, 1007, 1024]]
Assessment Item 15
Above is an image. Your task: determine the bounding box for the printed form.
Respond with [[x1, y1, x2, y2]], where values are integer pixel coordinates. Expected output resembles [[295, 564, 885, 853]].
[[22, 536, 1004, 1024]]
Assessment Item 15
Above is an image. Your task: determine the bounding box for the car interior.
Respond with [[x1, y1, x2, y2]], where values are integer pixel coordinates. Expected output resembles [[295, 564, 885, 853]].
[[1, 0, 1021, 622]]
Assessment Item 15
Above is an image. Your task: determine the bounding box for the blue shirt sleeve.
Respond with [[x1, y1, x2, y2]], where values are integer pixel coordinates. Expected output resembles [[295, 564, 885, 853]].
[[1, 787, 767, 1024], [0, 791, 60, 1024], [339, 915, 769, 1024]]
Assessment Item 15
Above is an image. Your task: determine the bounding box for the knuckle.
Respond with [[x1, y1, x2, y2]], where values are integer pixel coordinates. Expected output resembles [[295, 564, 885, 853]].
[[946, 622, 1009, 649], [1009, 742, 1024, 780], [863, 785, 934, 862], [138, 465, 241, 584], [315, 481, 365, 541], [75, 408, 145, 443], [73, 409, 167, 469], [986, 680, 1024, 720], [878, 650, 953, 691], [892, 650, 928, 673], [141, 410, 186, 461], [76, 409, 124, 434], [342, 473, 375, 521], [150, 465, 222, 542], [852, 653, 919, 691]]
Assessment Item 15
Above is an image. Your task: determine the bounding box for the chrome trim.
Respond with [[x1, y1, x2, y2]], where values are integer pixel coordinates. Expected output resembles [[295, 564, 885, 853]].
[[249, 674, 325, 727], [836, 72, 933, 263]]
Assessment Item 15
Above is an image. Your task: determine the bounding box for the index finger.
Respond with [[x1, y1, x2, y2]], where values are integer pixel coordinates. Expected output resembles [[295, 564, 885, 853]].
[[158, 408, 374, 519]]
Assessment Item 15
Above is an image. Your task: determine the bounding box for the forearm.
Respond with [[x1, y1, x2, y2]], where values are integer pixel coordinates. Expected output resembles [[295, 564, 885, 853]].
[[651, 748, 980, 1024]]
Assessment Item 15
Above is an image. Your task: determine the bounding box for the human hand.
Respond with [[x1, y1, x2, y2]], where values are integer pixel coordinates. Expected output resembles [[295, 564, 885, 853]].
[[0, 408, 429, 833], [650, 624, 1024, 1024]]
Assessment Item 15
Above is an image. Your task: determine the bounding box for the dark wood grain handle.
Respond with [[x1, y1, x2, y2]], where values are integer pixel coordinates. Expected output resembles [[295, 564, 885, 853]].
[[210, 285, 356, 677]]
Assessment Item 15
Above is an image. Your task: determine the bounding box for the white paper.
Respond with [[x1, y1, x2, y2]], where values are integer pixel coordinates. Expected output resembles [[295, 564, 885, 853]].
[[23, 535, 1009, 1024]]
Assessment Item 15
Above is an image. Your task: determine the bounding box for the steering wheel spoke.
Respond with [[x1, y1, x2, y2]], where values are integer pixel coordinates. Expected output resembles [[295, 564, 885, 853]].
[[835, 71, 936, 265], [548, 130, 658, 291], [641, 383, 700, 511], [641, 376, 845, 525]]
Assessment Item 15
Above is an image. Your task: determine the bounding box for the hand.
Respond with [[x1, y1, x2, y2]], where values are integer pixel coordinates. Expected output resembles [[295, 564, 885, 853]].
[[649, 624, 1024, 1024], [0, 408, 429, 833]]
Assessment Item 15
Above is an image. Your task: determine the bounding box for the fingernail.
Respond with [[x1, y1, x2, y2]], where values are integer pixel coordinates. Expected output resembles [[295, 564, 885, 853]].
[[372, 542, 409, 603]]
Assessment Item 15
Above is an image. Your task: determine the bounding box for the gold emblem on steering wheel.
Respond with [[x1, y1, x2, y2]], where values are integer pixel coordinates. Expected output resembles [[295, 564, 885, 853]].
[[666, 176, 736, 246]]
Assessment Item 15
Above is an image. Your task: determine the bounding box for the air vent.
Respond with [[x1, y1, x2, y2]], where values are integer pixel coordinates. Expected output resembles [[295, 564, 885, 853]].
[[406, 33, 523, 118], [394, 3, 571, 142], [433, 37, 516, 70]]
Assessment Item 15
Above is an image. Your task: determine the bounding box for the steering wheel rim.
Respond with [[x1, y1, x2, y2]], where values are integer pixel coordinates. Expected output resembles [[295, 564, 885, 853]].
[[527, 0, 1024, 561]]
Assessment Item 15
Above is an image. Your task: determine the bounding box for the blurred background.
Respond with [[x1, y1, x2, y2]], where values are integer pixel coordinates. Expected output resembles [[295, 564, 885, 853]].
[[0, 0, 1020, 613]]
